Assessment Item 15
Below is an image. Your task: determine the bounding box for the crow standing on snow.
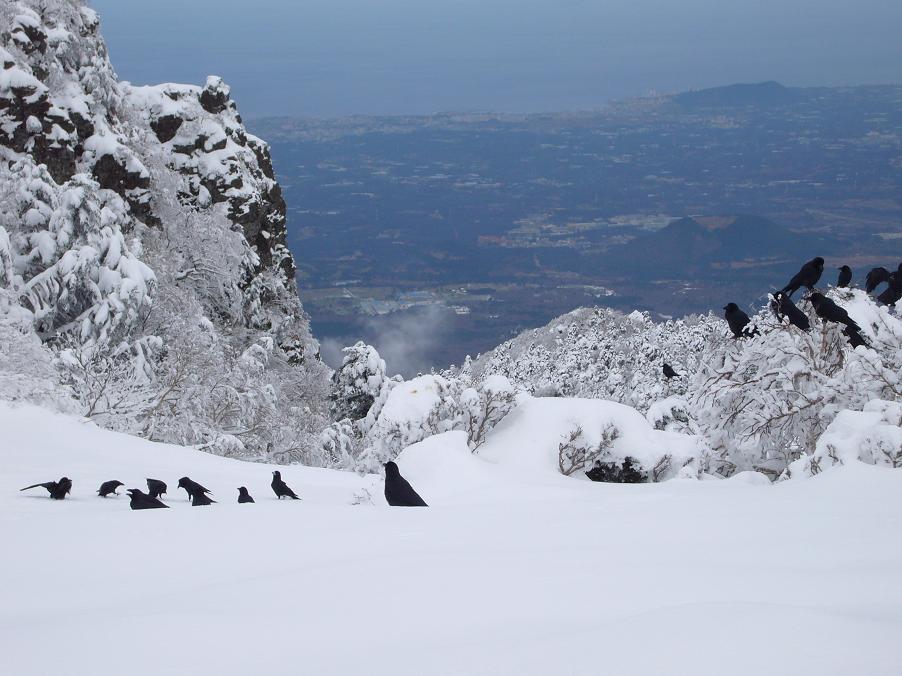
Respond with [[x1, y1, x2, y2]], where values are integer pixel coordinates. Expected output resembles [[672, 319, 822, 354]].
[[723, 303, 759, 338], [808, 292, 868, 348], [126, 488, 169, 510], [20, 477, 72, 500], [781, 257, 824, 297], [146, 478, 167, 500], [876, 264, 902, 306], [271, 471, 300, 500], [237, 487, 255, 503], [97, 480, 123, 497], [191, 491, 216, 506], [177, 476, 212, 502], [836, 265, 852, 288], [662, 363, 680, 379], [769, 291, 810, 331], [384, 461, 428, 507], [865, 267, 891, 294]]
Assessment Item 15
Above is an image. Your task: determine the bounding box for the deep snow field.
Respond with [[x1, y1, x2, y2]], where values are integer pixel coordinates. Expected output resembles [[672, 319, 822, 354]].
[[2, 402, 901, 676]]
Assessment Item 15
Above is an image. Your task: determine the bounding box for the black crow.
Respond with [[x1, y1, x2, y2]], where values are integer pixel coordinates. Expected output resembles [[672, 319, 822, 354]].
[[808, 292, 868, 348], [20, 477, 72, 500], [781, 257, 824, 297], [177, 477, 212, 502], [769, 291, 810, 331], [844, 326, 868, 349], [191, 491, 216, 506], [97, 480, 123, 497], [836, 265, 852, 288], [237, 487, 255, 503], [865, 267, 891, 294], [271, 471, 299, 500], [126, 488, 169, 510], [662, 363, 680, 379], [384, 461, 428, 507], [723, 303, 759, 338], [876, 265, 902, 306], [146, 478, 167, 500]]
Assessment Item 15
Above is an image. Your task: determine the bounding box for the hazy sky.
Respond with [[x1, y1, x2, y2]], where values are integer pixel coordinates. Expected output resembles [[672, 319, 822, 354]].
[[91, 0, 902, 118]]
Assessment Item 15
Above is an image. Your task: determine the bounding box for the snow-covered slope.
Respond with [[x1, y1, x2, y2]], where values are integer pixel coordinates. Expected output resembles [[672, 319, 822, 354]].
[[3, 402, 902, 676]]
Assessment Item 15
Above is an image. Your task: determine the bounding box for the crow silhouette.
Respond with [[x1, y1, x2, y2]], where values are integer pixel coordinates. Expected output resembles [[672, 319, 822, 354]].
[[723, 303, 759, 338], [237, 487, 255, 503], [177, 477, 212, 502], [20, 477, 72, 500], [808, 292, 868, 348], [836, 265, 852, 288], [191, 491, 216, 506], [876, 265, 902, 306], [127, 488, 169, 510], [271, 471, 299, 500], [97, 480, 123, 497], [865, 267, 891, 294], [146, 478, 167, 500], [662, 363, 680, 379], [769, 291, 810, 331], [384, 461, 428, 507], [781, 257, 824, 297]]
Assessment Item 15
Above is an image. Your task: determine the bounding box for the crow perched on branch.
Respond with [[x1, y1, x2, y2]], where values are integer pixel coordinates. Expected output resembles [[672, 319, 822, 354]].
[[20, 477, 72, 500], [781, 257, 824, 297], [723, 303, 759, 338], [146, 478, 167, 500], [127, 489, 169, 510], [384, 461, 428, 507], [876, 264, 902, 306], [865, 267, 891, 294], [97, 480, 123, 497], [836, 265, 852, 288], [662, 363, 680, 379], [808, 292, 868, 348], [271, 471, 300, 500], [769, 291, 810, 331]]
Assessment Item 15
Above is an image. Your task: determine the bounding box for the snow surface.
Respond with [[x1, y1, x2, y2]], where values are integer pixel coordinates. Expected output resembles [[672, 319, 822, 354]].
[[3, 402, 902, 676]]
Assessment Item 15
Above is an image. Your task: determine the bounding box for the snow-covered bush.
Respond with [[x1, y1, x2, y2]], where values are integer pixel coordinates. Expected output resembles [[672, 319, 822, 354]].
[[782, 399, 902, 479], [691, 290, 902, 477], [458, 374, 516, 450], [330, 341, 386, 422], [463, 306, 720, 413]]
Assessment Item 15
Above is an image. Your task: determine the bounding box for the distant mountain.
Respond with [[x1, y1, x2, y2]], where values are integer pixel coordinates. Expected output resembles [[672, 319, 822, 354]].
[[674, 81, 798, 108], [613, 215, 821, 274]]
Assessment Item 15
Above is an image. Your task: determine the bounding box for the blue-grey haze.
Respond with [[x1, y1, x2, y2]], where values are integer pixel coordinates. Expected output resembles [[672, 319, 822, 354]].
[[90, 0, 902, 117]]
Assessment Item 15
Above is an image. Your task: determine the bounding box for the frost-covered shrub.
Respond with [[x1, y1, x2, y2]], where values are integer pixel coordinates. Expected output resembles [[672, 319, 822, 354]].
[[463, 306, 720, 413], [691, 290, 902, 477], [782, 400, 902, 479], [557, 422, 621, 476], [330, 341, 386, 422], [459, 374, 516, 450]]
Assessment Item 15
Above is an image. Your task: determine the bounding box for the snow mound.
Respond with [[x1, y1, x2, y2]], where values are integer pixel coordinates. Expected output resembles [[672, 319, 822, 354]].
[[784, 399, 902, 480], [479, 395, 706, 481]]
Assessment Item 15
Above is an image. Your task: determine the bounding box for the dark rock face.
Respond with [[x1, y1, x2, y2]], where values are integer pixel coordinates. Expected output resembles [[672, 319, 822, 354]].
[[199, 76, 230, 114], [585, 456, 647, 483], [150, 114, 182, 143]]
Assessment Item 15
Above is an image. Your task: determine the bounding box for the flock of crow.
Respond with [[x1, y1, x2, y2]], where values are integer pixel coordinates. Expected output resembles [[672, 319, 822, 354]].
[[721, 257, 902, 349], [657, 257, 900, 380], [19, 462, 428, 508]]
